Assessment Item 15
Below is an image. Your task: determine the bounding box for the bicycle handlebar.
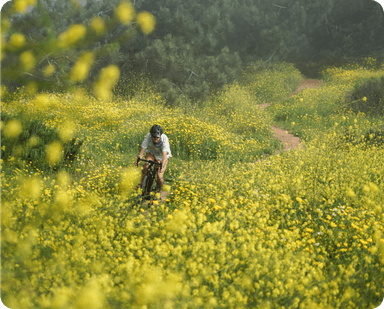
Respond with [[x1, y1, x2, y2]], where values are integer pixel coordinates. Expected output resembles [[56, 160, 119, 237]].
[[137, 158, 162, 167]]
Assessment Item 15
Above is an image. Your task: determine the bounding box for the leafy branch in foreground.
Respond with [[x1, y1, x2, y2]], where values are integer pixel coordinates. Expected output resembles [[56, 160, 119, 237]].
[[1, 0, 155, 98]]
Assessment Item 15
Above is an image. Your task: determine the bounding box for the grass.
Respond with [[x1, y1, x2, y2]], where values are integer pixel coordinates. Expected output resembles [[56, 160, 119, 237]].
[[1, 60, 384, 309]]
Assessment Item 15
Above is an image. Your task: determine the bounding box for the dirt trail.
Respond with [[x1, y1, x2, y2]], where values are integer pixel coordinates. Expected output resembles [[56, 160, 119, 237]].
[[260, 79, 322, 153]]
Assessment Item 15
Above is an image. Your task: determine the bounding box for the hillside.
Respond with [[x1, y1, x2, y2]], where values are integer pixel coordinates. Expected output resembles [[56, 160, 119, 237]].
[[1, 61, 384, 308]]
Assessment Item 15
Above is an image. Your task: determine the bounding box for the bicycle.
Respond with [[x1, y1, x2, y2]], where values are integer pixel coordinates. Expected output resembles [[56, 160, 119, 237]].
[[136, 158, 162, 205]]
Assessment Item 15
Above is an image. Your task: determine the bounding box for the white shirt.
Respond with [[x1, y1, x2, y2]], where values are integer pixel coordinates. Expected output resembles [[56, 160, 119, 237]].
[[141, 133, 172, 160]]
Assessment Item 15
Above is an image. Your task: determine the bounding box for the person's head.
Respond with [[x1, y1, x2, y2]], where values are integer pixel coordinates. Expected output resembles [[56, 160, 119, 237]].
[[150, 125, 163, 143]]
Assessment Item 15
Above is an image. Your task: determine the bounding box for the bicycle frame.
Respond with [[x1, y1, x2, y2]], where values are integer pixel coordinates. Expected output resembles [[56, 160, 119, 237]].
[[137, 158, 162, 202]]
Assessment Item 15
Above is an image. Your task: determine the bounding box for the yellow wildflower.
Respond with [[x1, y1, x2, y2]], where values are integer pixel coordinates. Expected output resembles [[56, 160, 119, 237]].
[[27, 136, 39, 147], [368, 182, 379, 194], [57, 171, 71, 188], [163, 185, 171, 192], [26, 81, 38, 95], [136, 12, 156, 35], [115, 1, 135, 24], [1, 85, 7, 96], [213, 205, 222, 211], [120, 167, 141, 193], [58, 24, 87, 48], [58, 122, 75, 142], [20, 51, 35, 71], [362, 185, 370, 195], [9, 33, 25, 48], [45, 141, 63, 165], [346, 188, 356, 198], [90, 17, 106, 35], [70, 52, 95, 83], [3, 120, 22, 139], [94, 65, 120, 100], [34, 93, 50, 110], [20, 177, 42, 199], [43, 64, 56, 77], [13, 0, 28, 13]]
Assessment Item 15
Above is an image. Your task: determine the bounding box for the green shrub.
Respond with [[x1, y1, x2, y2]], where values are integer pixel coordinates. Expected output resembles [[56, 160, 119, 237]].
[[347, 76, 384, 115], [1, 111, 83, 171]]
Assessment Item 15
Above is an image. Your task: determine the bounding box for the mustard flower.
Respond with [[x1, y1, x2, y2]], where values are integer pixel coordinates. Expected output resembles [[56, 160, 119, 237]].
[[90, 17, 106, 35], [3, 119, 22, 139], [9, 33, 25, 49], [45, 141, 63, 165], [70, 52, 95, 83], [115, 1, 135, 24], [20, 51, 35, 71], [58, 24, 87, 48], [43, 64, 56, 77], [136, 12, 156, 35]]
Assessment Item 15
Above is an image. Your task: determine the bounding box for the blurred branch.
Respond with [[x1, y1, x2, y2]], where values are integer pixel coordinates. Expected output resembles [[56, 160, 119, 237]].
[[272, 4, 287, 9], [265, 51, 276, 63], [23, 72, 50, 81]]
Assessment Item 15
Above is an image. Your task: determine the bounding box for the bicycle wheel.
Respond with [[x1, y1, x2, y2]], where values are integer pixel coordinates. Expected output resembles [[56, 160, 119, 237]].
[[155, 177, 160, 192], [142, 175, 154, 200]]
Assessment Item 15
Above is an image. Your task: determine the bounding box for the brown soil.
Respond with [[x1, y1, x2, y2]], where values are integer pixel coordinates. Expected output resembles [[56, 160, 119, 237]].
[[271, 126, 303, 152], [289, 79, 322, 97], [160, 190, 169, 202], [260, 79, 322, 153]]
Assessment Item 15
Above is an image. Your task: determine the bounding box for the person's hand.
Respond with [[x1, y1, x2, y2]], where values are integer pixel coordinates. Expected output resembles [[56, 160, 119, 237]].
[[135, 156, 141, 167]]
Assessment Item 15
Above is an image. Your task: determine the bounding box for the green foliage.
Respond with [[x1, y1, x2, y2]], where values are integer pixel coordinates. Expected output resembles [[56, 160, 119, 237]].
[[296, 55, 384, 79], [1, 111, 83, 171], [3, 0, 384, 104], [348, 76, 384, 116], [2, 60, 384, 308], [1, 0, 151, 94]]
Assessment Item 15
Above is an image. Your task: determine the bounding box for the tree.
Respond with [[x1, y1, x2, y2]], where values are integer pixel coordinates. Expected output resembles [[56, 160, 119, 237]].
[[1, 0, 155, 96]]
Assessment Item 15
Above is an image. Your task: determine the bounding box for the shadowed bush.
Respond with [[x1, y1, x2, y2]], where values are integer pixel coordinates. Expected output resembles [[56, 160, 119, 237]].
[[347, 76, 384, 115], [1, 111, 83, 171]]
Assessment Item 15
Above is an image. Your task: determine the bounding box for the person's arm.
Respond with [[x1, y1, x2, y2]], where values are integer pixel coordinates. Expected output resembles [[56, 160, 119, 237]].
[[135, 134, 149, 166], [135, 147, 146, 166], [160, 151, 168, 173]]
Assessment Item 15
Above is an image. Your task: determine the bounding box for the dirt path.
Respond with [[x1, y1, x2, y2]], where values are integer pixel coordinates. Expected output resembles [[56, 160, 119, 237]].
[[288, 79, 322, 97], [260, 79, 322, 153]]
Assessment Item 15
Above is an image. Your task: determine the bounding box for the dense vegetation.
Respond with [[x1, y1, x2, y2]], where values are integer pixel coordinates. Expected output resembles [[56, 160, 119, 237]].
[[2, 0, 384, 103], [2, 60, 384, 309], [2, 1, 384, 308]]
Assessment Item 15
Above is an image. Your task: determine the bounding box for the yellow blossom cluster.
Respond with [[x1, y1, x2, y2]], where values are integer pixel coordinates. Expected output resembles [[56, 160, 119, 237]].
[[70, 52, 95, 83], [136, 12, 156, 35], [9, 33, 25, 49], [93, 65, 120, 100], [58, 24, 87, 48], [12, 0, 36, 14], [19, 50, 35, 71], [115, 1, 135, 24], [90, 17, 106, 35], [2, 62, 384, 308]]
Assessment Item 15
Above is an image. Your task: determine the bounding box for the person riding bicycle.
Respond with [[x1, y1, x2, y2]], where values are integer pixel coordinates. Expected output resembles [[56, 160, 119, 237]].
[[135, 124, 171, 192]]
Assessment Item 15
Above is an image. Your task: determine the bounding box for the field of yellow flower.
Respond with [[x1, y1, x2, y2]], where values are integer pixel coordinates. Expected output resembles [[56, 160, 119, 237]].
[[2, 61, 384, 308]]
